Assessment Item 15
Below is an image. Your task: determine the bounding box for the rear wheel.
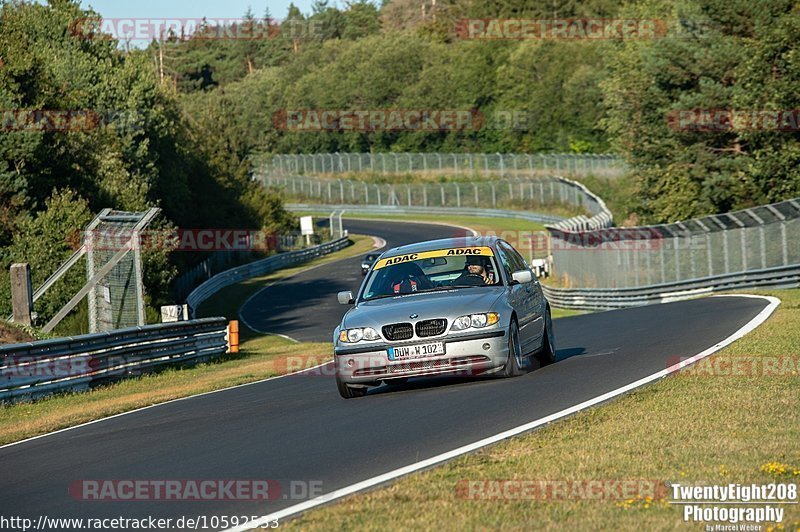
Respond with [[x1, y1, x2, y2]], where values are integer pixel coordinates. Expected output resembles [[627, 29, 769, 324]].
[[336, 374, 368, 399], [535, 305, 556, 366], [502, 319, 525, 378]]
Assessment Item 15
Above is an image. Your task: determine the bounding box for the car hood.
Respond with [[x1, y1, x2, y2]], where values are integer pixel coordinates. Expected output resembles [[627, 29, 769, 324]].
[[342, 287, 506, 329]]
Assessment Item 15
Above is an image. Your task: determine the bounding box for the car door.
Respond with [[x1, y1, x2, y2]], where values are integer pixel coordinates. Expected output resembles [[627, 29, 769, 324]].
[[498, 241, 542, 352], [495, 242, 532, 348]]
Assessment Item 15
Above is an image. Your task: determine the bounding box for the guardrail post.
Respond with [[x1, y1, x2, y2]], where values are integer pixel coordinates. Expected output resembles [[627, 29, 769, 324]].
[[10, 263, 33, 326]]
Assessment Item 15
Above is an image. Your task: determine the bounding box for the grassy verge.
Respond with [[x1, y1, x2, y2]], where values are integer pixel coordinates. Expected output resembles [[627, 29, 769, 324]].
[[0, 237, 377, 445], [286, 289, 799, 531], [0, 321, 35, 346]]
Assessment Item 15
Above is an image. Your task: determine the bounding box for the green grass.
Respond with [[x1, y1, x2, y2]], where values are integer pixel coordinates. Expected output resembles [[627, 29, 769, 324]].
[[285, 289, 799, 531]]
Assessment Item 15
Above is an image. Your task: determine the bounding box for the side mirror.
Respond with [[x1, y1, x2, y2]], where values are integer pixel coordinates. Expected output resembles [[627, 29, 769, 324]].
[[511, 270, 533, 285], [337, 291, 355, 305]]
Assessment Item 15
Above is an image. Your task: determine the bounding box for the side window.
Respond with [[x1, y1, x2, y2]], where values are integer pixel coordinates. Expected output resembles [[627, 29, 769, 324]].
[[495, 246, 513, 281], [499, 242, 526, 273]]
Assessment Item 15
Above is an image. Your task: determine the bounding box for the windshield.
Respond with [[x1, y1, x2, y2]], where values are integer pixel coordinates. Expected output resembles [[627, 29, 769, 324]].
[[361, 246, 502, 301]]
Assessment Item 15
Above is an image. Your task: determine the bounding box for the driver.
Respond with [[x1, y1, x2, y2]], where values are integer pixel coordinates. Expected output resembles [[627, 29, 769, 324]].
[[453, 255, 493, 286]]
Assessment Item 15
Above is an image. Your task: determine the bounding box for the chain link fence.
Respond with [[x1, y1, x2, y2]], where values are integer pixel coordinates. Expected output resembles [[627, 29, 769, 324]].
[[255, 174, 610, 220], [549, 199, 800, 288], [260, 152, 626, 179]]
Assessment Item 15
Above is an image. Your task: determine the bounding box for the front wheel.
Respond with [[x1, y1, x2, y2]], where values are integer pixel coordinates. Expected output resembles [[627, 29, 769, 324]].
[[336, 374, 368, 399], [502, 319, 525, 378], [535, 306, 556, 366]]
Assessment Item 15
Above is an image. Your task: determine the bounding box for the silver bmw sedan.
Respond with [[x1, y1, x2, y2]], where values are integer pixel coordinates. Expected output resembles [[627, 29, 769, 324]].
[[333, 236, 556, 398]]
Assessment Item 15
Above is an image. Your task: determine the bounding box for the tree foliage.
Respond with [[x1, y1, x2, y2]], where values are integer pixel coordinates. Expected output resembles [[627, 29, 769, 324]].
[[0, 0, 294, 324]]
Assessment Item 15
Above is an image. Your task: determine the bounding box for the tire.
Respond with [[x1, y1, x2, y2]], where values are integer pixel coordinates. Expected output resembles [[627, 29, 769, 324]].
[[535, 305, 556, 366], [336, 374, 368, 399], [502, 319, 525, 378]]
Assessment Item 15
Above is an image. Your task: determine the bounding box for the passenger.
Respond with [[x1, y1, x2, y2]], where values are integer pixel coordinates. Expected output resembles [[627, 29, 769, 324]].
[[390, 262, 432, 294]]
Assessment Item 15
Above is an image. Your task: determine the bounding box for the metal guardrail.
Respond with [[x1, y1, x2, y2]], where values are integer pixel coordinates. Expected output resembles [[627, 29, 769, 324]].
[[287, 203, 565, 225], [0, 318, 228, 402], [541, 265, 800, 311], [186, 236, 350, 314], [260, 175, 613, 231]]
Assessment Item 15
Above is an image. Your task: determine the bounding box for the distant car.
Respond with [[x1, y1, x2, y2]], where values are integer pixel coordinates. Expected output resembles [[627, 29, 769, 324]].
[[333, 236, 556, 398], [361, 253, 380, 275], [530, 258, 550, 278]]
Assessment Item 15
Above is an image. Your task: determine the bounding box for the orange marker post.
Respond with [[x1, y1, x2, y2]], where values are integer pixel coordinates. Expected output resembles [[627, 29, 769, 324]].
[[228, 320, 240, 353]]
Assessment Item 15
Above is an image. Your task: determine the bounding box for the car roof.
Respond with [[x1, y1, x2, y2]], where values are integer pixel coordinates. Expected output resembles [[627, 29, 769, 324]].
[[380, 236, 501, 259]]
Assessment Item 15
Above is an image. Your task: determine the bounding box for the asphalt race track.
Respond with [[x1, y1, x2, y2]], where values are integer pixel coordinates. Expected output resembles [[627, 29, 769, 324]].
[[0, 219, 773, 528]]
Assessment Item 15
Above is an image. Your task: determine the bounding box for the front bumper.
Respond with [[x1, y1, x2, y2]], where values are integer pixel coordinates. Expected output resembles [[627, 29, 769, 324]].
[[334, 329, 508, 384]]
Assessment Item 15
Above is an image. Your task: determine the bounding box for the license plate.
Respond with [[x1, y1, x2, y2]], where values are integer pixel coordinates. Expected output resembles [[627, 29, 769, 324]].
[[387, 342, 445, 361]]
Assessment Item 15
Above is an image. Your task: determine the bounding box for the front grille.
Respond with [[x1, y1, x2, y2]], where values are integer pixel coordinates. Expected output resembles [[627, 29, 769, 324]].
[[389, 359, 450, 373], [382, 323, 413, 341], [415, 319, 447, 337]]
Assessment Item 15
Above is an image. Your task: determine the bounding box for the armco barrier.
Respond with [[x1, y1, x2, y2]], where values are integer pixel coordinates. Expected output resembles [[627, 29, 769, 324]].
[[258, 174, 613, 230], [287, 203, 565, 225], [186, 236, 350, 314], [0, 318, 228, 402], [541, 265, 800, 311]]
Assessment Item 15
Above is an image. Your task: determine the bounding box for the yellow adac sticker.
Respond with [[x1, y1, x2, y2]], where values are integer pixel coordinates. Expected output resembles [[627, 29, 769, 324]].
[[373, 247, 494, 270]]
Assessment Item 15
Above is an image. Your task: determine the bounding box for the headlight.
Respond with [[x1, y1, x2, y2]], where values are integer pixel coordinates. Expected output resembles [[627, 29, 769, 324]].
[[338, 327, 381, 343], [450, 312, 500, 331]]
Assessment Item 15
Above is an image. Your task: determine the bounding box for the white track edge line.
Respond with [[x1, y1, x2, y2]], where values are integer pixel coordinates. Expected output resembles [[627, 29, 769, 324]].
[[223, 294, 781, 531]]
